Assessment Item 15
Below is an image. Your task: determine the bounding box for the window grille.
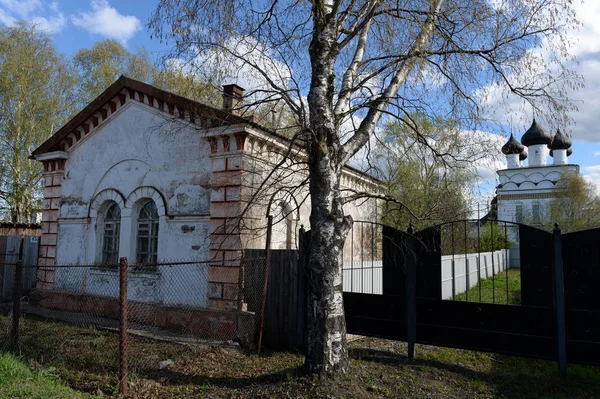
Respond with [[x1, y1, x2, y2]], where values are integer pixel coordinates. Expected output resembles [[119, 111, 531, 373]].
[[101, 202, 121, 266], [136, 200, 159, 268]]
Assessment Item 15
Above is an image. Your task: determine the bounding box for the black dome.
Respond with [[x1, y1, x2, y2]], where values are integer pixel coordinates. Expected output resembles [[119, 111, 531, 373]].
[[521, 119, 552, 146], [548, 129, 572, 150], [501, 133, 524, 155], [519, 149, 528, 161]]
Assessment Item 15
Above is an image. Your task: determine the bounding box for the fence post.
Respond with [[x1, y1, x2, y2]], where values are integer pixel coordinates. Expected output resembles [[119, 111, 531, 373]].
[[257, 215, 273, 355], [11, 260, 22, 349], [119, 257, 128, 395], [552, 224, 567, 375], [406, 224, 417, 360]]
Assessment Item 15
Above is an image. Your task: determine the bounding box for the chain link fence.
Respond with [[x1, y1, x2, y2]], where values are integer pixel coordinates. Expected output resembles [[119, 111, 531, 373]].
[[1, 255, 268, 395]]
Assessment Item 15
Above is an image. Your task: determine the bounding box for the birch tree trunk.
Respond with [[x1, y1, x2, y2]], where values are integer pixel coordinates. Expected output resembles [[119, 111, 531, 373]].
[[304, 1, 353, 373]]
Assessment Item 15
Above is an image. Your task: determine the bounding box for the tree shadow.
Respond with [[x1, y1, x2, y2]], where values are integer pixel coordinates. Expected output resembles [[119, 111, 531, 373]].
[[139, 363, 305, 389], [348, 345, 600, 399]]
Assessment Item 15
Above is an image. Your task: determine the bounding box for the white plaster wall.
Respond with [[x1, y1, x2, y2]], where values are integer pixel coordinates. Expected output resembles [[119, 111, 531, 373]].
[[55, 101, 212, 307], [441, 250, 509, 300]]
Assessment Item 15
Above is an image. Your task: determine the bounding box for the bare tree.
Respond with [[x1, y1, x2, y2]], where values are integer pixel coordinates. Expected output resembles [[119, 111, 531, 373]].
[[150, 0, 581, 374]]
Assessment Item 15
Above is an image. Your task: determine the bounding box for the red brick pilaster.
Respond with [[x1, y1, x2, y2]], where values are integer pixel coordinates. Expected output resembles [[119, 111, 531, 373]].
[[208, 133, 246, 311], [35, 152, 67, 290]]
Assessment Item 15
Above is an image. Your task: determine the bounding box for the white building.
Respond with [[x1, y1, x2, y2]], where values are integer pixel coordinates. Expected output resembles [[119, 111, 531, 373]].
[[30, 76, 381, 339], [496, 120, 578, 266]]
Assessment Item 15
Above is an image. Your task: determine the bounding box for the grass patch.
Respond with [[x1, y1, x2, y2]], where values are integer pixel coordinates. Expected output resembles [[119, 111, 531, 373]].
[[454, 268, 521, 304], [2, 314, 600, 398], [0, 352, 97, 398]]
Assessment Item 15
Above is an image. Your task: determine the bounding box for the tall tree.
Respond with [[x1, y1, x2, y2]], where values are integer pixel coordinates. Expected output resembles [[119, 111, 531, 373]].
[[151, 62, 222, 106], [74, 39, 221, 106], [150, 0, 580, 374], [550, 174, 600, 233], [375, 117, 479, 231], [0, 23, 76, 223], [73, 39, 154, 105]]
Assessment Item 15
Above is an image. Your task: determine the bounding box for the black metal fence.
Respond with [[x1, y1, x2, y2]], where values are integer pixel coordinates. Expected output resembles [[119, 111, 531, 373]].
[[344, 220, 600, 374]]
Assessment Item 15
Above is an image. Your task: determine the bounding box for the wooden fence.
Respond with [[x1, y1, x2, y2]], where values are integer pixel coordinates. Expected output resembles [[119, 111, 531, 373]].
[[244, 249, 305, 349]]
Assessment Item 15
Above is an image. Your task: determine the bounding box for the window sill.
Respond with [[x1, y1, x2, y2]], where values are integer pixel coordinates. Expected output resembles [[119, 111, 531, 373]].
[[89, 267, 161, 280]]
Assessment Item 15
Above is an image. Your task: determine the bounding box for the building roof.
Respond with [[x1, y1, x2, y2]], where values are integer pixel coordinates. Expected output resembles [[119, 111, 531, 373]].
[[31, 76, 381, 184], [548, 129, 572, 151], [501, 133, 524, 155], [32, 76, 251, 157], [521, 119, 552, 146], [519, 148, 528, 161]]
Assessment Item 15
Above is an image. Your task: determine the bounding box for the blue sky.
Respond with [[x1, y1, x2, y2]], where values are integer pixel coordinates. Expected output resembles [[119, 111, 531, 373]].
[[2, 0, 600, 194]]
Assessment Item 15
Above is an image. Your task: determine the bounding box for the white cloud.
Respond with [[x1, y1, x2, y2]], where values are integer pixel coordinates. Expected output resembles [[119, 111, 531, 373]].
[[0, 0, 65, 33], [198, 36, 292, 95], [581, 165, 600, 194], [71, 0, 141, 44], [0, 0, 41, 18], [30, 14, 65, 33], [475, 2, 600, 143], [594, 152, 600, 158]]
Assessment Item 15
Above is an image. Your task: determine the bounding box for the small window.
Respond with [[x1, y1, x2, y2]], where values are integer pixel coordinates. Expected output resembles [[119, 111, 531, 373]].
[[515, 205, 523, 223], [532, 203, 541, 224], [101, 203, 121, 266], [136, 200, 159, 266]]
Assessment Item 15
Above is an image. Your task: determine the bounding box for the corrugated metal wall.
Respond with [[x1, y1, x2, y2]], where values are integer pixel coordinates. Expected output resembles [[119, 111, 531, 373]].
[[0, 235, 39, 300]]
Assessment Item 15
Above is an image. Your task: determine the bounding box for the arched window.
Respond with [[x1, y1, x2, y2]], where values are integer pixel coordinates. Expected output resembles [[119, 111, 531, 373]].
[[101, 202, 121, 265], [136, 200, 159, 265]]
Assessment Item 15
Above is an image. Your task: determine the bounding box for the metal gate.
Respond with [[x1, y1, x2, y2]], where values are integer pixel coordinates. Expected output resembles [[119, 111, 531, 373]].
[[344, 220, 600, 368]]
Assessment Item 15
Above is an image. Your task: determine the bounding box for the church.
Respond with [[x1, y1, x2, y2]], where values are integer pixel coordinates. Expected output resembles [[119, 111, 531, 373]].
[[496, 120, 578, 265]]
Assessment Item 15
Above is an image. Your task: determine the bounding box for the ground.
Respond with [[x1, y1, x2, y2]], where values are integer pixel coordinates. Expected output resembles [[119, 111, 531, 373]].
[[1, 315, 599, 398], [454, 269, 522, 304]]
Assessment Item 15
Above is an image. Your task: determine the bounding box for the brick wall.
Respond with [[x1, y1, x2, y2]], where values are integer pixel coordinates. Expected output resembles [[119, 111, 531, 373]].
[[37, 154, 67, 290], [207, 133, 247, 311]]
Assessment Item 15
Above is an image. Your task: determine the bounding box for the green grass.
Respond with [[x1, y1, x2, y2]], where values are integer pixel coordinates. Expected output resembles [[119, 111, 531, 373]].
[[454, 268, 522, 305], [0, 352, 97, 398], [2, 313, 600, 398]]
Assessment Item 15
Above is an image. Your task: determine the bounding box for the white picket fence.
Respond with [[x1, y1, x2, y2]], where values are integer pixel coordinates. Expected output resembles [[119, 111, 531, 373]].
[[342, 260, 383, 294], [341, 249, 510, 297], [441, 249, 509, 300]]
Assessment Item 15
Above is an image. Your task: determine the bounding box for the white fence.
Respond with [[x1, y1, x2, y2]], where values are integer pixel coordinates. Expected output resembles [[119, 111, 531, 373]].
[[342, 260, 383, 294], [442, 249, 509, 300], [340, 249, 510, 297]]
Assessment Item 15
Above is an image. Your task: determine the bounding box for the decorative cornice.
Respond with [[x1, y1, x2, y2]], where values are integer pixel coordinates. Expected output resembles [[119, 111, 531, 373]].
[[498, 193, 556, 200], [34, 151, 68, 161], [32, 76, 252, 157]]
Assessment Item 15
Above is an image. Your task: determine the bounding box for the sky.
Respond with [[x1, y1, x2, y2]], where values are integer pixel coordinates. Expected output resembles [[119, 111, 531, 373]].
[[2, 0, 600, 201]]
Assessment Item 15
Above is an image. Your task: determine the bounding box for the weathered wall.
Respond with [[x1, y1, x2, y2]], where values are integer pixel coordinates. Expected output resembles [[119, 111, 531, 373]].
[[47, 97, 382, 311], [54, 101, 213, 307], [238, 132, 382, 252]]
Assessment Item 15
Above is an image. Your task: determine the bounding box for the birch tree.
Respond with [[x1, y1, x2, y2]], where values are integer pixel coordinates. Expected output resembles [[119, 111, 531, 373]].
[[150, 0, 581, 374], [73, 40, 154, 105], [0, 23, 76, 222]]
